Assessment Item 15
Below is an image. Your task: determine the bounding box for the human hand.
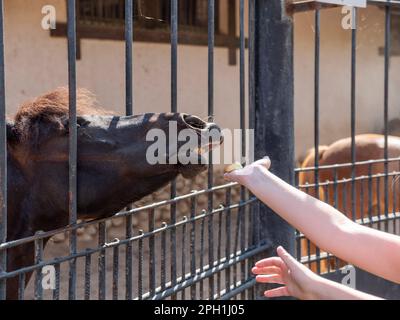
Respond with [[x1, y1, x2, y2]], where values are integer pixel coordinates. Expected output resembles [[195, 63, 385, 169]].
[[252, 246, 321, 300], [223, 156, 271, 187]]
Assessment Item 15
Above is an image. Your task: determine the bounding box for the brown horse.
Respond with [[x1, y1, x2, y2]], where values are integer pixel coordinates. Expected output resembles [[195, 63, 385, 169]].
[[299, 134, 400, 273], [3, 88, 222, 299]]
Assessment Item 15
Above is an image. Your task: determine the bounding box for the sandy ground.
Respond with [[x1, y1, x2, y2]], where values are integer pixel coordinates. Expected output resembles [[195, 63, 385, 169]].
[[23, 188, 254, 300]]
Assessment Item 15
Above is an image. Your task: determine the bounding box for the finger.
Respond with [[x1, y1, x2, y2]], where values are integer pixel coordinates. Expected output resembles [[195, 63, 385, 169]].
[[264, 286, 290, 298], [252, 266, 282, 275], [254, 156, 271, 170], [277, 246, 302, 271], [255, 257, 285, 269], [256, 274, 284, 285], [223, 172, 238, 182]]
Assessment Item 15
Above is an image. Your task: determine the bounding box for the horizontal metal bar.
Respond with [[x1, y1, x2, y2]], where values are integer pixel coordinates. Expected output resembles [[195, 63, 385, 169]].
[[0, 182, 241, 250], [300, 251, 334, 265], [135, 243, 271, 300], [219, 278, 257, 300], [298, 170, 400, 188], [296, 156, 400, 173], [0, 199, 257, 279]]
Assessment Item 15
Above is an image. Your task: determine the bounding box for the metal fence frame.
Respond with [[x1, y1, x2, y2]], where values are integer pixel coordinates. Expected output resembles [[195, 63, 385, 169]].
[[291, 0, 400, 299], [0, 0, 295, 300]]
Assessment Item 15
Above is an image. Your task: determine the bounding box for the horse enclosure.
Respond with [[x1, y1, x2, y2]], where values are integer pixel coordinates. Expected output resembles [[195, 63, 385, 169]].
[[0, 0, 399, 300]]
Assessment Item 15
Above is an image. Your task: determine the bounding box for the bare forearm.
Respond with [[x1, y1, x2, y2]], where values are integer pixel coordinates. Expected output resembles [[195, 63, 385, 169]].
[[309, 278, 382, 300], [245, 166, 400, 283], [246, 168, 350, 250]]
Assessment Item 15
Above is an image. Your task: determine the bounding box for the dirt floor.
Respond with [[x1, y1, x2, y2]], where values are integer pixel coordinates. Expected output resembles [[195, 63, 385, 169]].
[[22, 172, 250, 300]]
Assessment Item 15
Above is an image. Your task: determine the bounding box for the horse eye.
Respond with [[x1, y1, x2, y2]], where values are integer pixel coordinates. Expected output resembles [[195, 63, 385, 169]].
[[77, 118, 91, 127]]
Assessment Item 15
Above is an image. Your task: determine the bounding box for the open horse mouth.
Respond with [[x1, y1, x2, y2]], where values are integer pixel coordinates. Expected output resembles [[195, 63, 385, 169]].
[[177, 114, 224, 178]]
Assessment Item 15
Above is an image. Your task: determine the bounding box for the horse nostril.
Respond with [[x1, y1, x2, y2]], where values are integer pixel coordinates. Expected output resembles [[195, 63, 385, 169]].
[[206, 123, 224, 144], [182, 115, 207, 130]]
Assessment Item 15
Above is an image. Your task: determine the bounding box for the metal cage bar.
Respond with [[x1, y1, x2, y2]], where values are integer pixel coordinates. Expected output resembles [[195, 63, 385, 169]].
[[207, 0, 215, 300], [67, 0, 78, 301], [170, 0, 178, 301], [0, 0, 290, 301], [0, 0, 6, 301]]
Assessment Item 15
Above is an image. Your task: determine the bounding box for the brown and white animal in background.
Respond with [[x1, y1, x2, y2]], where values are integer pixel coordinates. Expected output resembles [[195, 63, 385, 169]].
[[299, 134, 400, 272]]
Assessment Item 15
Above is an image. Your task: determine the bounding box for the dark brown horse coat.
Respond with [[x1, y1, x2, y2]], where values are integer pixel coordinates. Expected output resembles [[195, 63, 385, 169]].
[[3, 88, 222, 299]]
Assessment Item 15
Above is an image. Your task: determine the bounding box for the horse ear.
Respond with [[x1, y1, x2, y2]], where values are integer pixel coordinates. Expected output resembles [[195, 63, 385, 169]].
[[61, 116, 90, 131], [7, 122, 19, 145]]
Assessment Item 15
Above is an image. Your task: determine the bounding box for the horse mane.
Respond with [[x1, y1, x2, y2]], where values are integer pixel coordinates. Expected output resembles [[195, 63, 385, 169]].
[[12, 87, 111, 144]]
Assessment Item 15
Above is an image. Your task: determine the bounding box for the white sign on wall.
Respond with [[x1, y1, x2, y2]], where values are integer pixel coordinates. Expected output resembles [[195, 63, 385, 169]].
[[317, 0, 367, 7]]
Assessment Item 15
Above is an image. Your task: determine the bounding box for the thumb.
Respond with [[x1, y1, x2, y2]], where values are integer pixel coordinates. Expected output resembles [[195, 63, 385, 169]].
[[277, 246, 300, 270], [253, 156, 271, 170]]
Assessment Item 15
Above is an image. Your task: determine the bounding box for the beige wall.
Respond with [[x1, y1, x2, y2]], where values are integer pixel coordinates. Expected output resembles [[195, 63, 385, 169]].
[[3, 1, 398, 162], [294, 6, 400, 159], [3, 0, 246, 131]]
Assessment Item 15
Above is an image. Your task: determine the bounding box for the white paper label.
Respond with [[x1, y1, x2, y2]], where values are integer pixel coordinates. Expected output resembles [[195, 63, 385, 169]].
[[317, 0, 366, 7]]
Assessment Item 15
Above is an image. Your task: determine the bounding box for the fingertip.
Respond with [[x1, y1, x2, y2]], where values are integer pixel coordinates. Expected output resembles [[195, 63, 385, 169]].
[[276, 246, 286, 255], [223, 173, 231, 181]]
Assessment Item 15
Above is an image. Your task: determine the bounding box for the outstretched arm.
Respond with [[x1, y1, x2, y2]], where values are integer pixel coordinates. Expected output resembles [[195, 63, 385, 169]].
[[224, 157, 400, 284]]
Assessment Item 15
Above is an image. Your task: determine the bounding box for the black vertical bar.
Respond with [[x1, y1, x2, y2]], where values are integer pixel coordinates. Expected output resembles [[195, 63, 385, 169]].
[[18, 273, 25, 301], [248, 0, 256, 298], [323, 183, 330, 272], [350, 8, 357, 223], [199, 211, 205, 299], [125, 0, 134, 301], [295, 173, 301, 261], [54, 263, 60, 300], [314, 7, 321, 275], [125, 0, 133, 117], [383, 3, 390, 233], [112, 245, 119, 300], [207, 0, 215, 300], [125, 218, 133, 300], [190, 197, 196, 300], [181, 216, 187, 299], [67, 0, 78, 301], [161, 222, 167, 292], [170, 0, 178, 300], [0, 0, 6, 301], [239, 0, 246, 301], [138, 230, 144, 300], [149, 209, 156, 297], [304, 186, 312, 268], [217, 207, 223, 298], [368, 163, 373, 228], [360, 178, 365, 225], [225, 188, 231, 294], [343, 181, 348, 217], [84, 252, 91, 300], [251, 0, 295, 296], [34, 237, 44, 300], [377, 176, 382, 230], [98, 222, 106, 300]]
